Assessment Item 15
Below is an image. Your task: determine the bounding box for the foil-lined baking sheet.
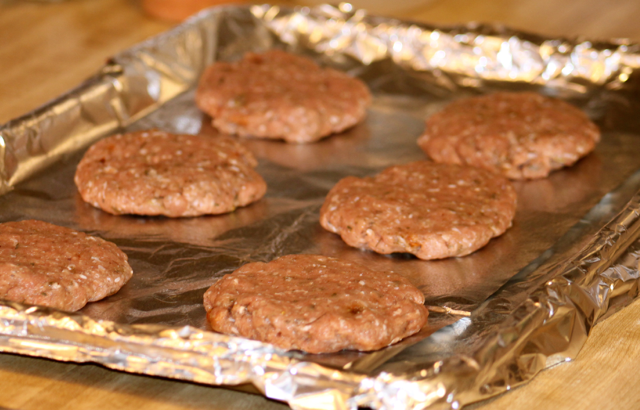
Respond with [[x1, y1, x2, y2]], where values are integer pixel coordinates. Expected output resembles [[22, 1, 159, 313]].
[[1, 3, 640, 409]]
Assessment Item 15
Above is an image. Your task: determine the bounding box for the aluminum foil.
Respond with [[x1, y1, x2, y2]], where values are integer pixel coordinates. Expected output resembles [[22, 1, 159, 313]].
[[1, 3, 640, 409]]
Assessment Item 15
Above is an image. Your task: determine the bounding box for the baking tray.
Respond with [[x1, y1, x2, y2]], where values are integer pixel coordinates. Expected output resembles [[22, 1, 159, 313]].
[[0, 4, 639, 409]]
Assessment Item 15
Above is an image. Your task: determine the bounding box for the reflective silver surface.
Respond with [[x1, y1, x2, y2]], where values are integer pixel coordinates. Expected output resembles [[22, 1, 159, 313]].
[[0, 4, 639, 409]]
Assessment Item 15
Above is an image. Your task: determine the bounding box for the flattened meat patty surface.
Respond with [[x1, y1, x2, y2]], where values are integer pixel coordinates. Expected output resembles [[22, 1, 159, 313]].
[[320, 161, 517, 260], [0, 220, 132, 311], [203, 254, 428, 353], [195, 49, 372, 143], [418, 92, 600, 179], [75, 130, 267, 217]]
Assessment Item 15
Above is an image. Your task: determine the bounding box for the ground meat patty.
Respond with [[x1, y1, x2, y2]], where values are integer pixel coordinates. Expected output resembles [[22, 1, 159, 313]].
[[320, 161, 517, 260], [0, 220, 132, 311], [204, 254, 427, 353], [417, 92, 600, 179], [75, 130, 267, 217], [195, 49, 372, 143]]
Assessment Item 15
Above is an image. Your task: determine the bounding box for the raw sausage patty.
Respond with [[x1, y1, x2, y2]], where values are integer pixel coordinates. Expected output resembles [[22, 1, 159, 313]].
[[0, 220, 132, 311], [75, 130, 267, 217], [203, 254, 428, 354], [320, 161, 517, 260], [195, 49, 372, 143], [417, 92, 600, 179]]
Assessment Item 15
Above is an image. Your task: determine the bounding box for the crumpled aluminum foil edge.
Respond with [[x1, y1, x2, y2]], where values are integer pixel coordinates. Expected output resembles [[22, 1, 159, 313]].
[[0, 183, 638, 409], [0, 13, 221, 193], [379, 184, 640, 410], [251, 3, 640, 92]]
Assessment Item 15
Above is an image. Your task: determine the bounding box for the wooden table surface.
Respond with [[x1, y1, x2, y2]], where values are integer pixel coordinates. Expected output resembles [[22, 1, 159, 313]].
[[1, 0, 640, 409]]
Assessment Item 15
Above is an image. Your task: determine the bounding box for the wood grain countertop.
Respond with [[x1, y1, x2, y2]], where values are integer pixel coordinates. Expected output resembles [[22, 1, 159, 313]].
[[1, 0, 640, 409]]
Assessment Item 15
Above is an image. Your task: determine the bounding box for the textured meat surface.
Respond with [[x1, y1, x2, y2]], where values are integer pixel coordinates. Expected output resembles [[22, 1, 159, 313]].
[[75, 130, 267, 217], [320, 161, 517, 260], [0, 220, 132, 311], [203, 254, 428, 353], [195, 49, 372, 143], [417, 92, 600, 179]]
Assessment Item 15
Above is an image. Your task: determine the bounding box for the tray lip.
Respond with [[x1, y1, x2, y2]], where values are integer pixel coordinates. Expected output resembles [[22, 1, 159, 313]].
[[3, 1, 638, 134]]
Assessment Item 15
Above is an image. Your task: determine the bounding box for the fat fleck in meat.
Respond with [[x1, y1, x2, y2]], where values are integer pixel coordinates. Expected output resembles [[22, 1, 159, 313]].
[[418, 92, 600, 179], [0, 220, 132, 311], [75, 130, 267, 217], [196, 50, 372, 143], [203, 254, 428, 354], [320, 161, 517, 260]]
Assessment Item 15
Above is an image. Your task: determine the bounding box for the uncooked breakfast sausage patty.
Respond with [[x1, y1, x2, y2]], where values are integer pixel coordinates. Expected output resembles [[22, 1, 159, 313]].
[[74, 130, 267, 217], [195, 49, 372, 143], [418, 92, 600, 179], [0, 220, 132, 311], [203, 254, 428, 354], [320, 161, 517, 260]]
